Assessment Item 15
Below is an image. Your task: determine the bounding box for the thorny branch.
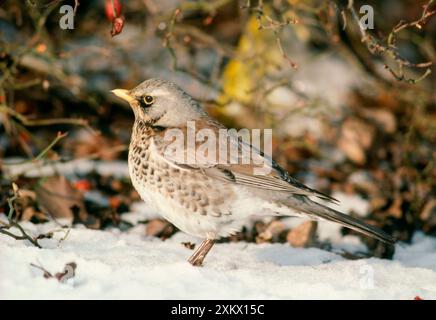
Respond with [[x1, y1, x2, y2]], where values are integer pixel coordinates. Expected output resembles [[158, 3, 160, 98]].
[[0, 105, 88, 127], [161, 8, 226, 91], [0, 184, 42, 248], [243, 0, 299, 69], [346, 0, 435, 84], [0, 183, 71, 247], [0, 1, 91, 161]]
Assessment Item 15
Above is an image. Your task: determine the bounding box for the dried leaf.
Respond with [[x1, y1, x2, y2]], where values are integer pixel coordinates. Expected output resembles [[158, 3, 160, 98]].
[[361, 108, 397, 133], [146, 219, 174, 239], [21, 207, 36, 221], [55, 262, 77, 283], [387, 195, 403, 218], [420, 199, 435, 221], [31, 262, 77, 283], [36, 176, 88, 221], [256, 220, 286, 243], [286, 221, 317, 247], [338, 118, 375, 165], [111, 17, 125, 37]]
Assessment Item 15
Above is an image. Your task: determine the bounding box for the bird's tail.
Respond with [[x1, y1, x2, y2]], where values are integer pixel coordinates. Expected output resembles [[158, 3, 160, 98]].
[[292, 197, 396, 245]]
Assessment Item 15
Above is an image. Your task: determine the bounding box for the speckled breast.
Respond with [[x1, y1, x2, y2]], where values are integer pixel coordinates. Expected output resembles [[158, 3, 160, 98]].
[[128, 133, 234, 218]]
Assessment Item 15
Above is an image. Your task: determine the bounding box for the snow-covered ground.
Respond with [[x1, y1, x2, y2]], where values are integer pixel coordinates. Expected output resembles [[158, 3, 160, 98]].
[[1, 217, 436, 300], [2, 160, 436, 299]]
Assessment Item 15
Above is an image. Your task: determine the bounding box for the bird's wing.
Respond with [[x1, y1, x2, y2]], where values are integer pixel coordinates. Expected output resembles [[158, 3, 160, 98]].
[[151, 119, 338, 203], [151, 120, 399, 245]]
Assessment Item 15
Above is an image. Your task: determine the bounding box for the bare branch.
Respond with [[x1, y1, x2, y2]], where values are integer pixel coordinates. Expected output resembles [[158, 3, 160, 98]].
[[0, 104, 89, 127], [346, 0, 434, 83]]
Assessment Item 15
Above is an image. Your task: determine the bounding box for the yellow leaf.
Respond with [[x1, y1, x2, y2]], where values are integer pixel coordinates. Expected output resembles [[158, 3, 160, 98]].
[[220, 12, 281, 105]]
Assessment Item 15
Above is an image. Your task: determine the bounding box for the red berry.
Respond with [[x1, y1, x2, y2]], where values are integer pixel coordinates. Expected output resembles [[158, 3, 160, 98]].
[[111, 17, 125, 37], [105, 0, 122, 21]]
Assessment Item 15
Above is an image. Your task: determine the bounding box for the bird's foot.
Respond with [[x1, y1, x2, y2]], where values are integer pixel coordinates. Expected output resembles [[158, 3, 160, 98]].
[[187, 239, 215, 267]]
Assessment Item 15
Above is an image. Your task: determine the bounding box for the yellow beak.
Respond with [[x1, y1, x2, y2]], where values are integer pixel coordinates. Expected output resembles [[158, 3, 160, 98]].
[[111, 89, 135, 103]]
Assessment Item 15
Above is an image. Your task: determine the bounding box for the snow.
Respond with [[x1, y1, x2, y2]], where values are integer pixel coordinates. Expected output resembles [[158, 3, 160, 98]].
[[1, 217, 436, 300], [2, 159, 436, 299], [329, 192, 370, 217]]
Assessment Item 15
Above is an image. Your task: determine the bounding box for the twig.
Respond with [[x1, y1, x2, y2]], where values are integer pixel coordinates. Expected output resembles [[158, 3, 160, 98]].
[[0, 226, 41, 248], [341, 9, 347, 31], [276, 36, 297, 69], [390, 0, 435, 35], [179, 0, 233, 15], [0, 104, 88, 127], [0, 185, 70, 248], [35, 132, 67, 161], [384, 64, 432, 84], [73, 0, 80, 15], [3, 131, 68, 166], [30, 261, 77, 282], [30, 263, 52, 278], [244, 0, 298, 69], [161, 8, 226, 91], [0, 184, 42, 248], [12, 79, 42, 90], [346, 0, 434, 84]]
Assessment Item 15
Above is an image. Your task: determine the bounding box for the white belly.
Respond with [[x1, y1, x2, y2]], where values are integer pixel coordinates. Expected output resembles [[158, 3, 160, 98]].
[[128, 148, 302, 239], [129, 165, 244, 239], [131, 170, 303, 239]]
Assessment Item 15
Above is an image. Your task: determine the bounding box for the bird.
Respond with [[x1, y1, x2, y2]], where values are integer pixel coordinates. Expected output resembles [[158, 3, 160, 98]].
[[112, 78, 396, 266]]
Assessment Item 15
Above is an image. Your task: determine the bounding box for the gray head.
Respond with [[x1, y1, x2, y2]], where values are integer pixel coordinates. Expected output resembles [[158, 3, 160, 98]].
[[112, 78, 206, 127]]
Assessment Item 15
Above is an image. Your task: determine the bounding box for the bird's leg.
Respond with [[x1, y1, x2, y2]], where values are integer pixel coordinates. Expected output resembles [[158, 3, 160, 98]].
[[188, 239, 215, 266]]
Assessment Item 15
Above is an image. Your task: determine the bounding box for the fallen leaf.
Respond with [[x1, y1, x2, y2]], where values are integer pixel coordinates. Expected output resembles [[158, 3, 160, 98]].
[[31, 262, 77, 283], [111, 17, 125, 37], [287, 221, 318, 247], [361, 108, 397, 133], [146, 219, 174, 239], [420, 199, 435, 220], [387, 195, 403, 218], [55, 262, 77, 283], [337, 118, 375, 165], [21, 206, 36, 221], [256, 220, 286, 243], [70, 132, 123, 161], [36, 175, 88, 221]]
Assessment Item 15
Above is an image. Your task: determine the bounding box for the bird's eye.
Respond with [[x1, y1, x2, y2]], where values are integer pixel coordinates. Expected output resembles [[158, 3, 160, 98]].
[[143, 95, 154, 105]]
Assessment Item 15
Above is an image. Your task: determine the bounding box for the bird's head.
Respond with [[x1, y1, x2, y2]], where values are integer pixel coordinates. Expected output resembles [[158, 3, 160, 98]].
[[111, 78, 206, 128]]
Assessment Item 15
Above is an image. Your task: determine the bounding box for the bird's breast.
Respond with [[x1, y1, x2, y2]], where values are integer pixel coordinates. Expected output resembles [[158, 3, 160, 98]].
[[128, 141, 235, 216]]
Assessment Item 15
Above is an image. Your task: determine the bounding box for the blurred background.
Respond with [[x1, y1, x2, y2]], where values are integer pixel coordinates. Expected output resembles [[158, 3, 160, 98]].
[[1, 0, 435, 258]]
